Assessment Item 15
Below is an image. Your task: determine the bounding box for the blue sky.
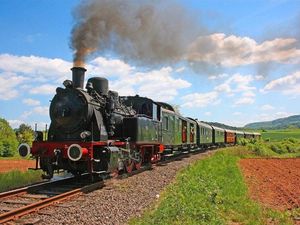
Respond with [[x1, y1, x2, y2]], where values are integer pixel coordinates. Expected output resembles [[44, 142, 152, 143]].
[[0, 0, 299, 129]]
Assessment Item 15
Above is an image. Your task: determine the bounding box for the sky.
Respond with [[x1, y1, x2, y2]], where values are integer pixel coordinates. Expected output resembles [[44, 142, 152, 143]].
[[0, 0, 299, 129]]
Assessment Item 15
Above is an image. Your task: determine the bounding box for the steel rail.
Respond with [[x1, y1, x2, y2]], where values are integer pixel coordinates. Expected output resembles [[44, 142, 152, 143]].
[[0, 180, 104, 224], [0, 177, 74, 200]]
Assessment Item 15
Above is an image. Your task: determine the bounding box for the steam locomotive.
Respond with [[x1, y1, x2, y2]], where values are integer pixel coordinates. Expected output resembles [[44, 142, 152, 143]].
[[18, 67, 260, 179]]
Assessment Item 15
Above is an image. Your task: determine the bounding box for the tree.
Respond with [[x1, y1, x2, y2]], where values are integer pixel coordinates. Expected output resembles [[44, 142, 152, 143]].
[[0, 118, 18, 157], [16, 124, 35, 146]]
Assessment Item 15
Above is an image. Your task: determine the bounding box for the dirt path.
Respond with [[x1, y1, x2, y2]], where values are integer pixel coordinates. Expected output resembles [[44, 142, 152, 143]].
[[240, 158, 300, 224], [0, 159, 35, 173]]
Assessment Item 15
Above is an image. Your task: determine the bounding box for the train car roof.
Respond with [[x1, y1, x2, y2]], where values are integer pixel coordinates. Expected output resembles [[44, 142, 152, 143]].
[[189, 118, 212, 130], [211, 126, 225, 132], [156, 102, 175, 112], [253, 132, 261, 136], [162, 110, 196, 124], [244, 131, 254, 135], [224, 129, 236, 133], [196, 120, 213, 129], [235, 130, 244, 134]]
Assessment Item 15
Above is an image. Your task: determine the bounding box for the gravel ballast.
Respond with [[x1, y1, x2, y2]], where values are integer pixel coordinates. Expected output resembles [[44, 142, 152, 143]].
[[22, 151, 214, 225]]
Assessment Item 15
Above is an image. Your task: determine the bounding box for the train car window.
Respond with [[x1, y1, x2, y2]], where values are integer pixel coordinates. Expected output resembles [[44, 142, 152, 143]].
[[141, 103, 152, 117], [163, 116, 169, 130]]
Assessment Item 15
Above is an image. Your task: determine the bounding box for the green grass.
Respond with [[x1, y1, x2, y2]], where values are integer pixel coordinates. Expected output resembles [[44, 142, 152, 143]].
[[0, 170, 43, 192], [130, 147, 293, 225], [261, 128, 300, 141]]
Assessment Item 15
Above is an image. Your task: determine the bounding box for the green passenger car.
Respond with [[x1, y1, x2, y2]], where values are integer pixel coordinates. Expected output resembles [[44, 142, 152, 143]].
[[161, 108, 197, 151], [212, 126, 225, 145], [196, 121, 213, 146]]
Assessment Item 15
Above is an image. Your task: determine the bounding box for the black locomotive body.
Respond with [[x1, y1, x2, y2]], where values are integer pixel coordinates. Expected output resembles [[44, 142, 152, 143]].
[[18, 67, 164, 178]]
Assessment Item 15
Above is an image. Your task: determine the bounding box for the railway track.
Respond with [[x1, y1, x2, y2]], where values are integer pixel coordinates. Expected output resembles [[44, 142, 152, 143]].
[[0, 148, 214, 224], [0, 176, 104, 224]]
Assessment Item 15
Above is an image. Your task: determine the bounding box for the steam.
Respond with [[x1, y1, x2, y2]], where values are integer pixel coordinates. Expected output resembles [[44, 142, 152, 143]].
[[71, 0, 201, 67]]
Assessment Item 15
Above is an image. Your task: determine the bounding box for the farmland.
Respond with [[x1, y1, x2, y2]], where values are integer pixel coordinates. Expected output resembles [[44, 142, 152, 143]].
[[261, 128, 300, 141], [131, 137, 300, 225]]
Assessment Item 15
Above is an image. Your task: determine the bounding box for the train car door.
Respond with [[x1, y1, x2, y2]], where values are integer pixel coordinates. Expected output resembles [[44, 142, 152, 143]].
[[182, 120, 187, 143]]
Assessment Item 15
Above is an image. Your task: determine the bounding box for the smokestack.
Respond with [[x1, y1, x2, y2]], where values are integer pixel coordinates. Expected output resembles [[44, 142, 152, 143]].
[[71, 67, 86, 89]]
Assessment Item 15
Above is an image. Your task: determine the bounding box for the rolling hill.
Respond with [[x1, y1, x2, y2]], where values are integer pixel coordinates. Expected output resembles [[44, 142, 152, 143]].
[[244, 115, 300, 130]]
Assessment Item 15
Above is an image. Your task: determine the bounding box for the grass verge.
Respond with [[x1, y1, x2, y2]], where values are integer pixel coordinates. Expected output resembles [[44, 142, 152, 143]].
[[0, 170, 43, 192], [130, 147, 293, 225]]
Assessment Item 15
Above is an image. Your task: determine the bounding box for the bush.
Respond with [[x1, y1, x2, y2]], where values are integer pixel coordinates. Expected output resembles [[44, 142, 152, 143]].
[[238, 138, 249, 146], [248, 142, 273, 157], [270, 144, 288, 154], [0, 118, 18, 157]]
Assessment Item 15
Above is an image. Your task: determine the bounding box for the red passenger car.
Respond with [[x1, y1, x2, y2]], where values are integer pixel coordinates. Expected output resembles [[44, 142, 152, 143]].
[[225, 129, 236, 144]]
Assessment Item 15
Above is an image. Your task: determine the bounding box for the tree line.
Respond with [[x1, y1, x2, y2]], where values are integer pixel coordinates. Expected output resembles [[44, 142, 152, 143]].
[[0, 118, 35, 157]]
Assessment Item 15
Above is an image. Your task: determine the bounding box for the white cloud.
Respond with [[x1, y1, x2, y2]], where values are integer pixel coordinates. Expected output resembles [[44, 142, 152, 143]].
[[233, 112, 242, 116], [262, 71, 300, 95], [88, 57, 134, 77], [0, 54, 71, 79], [181, 91, 219, 108], [22, 98, 40, 106], [20, 106, 49, 119], [242, 91, 256, 97], [0, 54, 191, 102], [213, 73, 257, 105], [257, 111, 294, 122], [8, 120, 25, 129], [234, 97, 255, 106], [30, 84, 57, 95], [0, 72, 27, 100], [208, 73, 228, 80], [111, 67, 191, 101], [261, 104, 275, 111], [187, 33, 300, 67], [204, 111, 211, 116], [33, 106, 49, 116], [214, 83, 231, 93]]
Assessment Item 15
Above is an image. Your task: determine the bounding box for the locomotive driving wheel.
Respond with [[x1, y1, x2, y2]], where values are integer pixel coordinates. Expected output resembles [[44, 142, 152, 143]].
[[134, 153, 142, 170], [125, 159, 134, 173]]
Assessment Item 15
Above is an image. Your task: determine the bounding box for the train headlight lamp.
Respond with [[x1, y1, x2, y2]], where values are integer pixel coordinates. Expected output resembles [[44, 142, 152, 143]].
[[18, 143, 31, 158], [67, 144, 88, 161]]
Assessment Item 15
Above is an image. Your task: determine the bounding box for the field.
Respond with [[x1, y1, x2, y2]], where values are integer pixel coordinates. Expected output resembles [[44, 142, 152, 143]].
[[131, 143, 300, 225], [261, 128, 300, 141], [0, 158, 42, 192], [240, 158, 300, 211], [0, 158, 36, 173]]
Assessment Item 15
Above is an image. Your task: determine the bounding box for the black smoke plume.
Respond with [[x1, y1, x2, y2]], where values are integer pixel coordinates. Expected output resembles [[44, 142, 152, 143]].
[[71, 0, 201, 67]]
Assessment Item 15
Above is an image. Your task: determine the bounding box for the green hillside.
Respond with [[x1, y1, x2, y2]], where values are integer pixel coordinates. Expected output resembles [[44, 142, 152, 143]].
[[206, 122, 241, 130], [244, 115, 300, 130]]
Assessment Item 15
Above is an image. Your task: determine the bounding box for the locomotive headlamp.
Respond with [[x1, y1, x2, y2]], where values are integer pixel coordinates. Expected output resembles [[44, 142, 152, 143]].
[[67, 144, 88, 161], [18, 143, 31, 158]]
